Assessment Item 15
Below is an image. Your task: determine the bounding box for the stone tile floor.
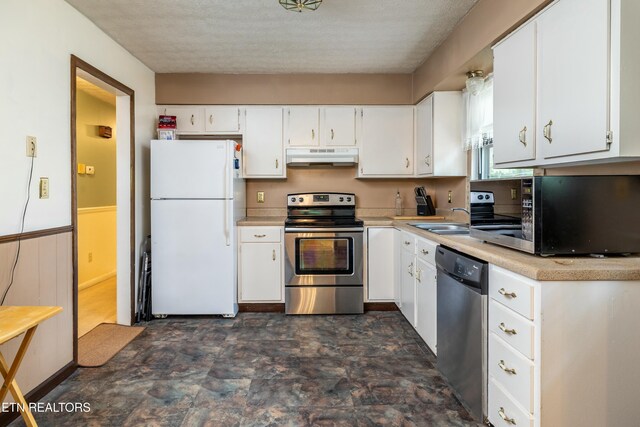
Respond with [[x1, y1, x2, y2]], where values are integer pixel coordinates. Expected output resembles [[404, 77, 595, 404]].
[[11, 312, 482, 426]]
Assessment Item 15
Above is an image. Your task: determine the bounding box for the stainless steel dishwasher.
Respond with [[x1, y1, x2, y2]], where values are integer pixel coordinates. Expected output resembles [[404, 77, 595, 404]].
[[435, 245, 488, 423]]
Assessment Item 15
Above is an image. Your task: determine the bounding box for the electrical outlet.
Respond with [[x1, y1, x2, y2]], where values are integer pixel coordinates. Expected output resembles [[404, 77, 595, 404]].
[[511, 188, 518, 200], [257, 191, 265, 203], [39, 177, 49, 199], [448, 191, 453, 203], [88, 252, 93, 263], [26, 136, 37, 157]]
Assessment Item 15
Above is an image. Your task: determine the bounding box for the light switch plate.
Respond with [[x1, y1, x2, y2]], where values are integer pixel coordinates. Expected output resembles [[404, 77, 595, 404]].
[[39, 177, 49, 199], [78, 163, 86, 174]]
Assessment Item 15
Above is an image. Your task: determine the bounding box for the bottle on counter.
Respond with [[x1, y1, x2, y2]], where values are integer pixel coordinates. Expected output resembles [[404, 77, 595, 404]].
[[395, 190, 403, 216]]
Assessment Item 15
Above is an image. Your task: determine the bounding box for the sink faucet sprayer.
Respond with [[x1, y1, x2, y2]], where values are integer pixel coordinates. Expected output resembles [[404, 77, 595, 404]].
[[451, 207, 470, 215]]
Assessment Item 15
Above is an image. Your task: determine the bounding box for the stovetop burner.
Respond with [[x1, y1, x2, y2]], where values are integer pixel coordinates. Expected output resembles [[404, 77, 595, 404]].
[[285, 192, 362, 229]]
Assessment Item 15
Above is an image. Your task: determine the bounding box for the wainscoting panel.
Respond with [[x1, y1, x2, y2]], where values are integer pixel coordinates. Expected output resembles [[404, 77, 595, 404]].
[[0, 231, 73, 397]]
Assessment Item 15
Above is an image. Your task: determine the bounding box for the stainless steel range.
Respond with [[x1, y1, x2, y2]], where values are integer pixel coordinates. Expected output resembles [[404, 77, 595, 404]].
[[284, 193, 364, 315]]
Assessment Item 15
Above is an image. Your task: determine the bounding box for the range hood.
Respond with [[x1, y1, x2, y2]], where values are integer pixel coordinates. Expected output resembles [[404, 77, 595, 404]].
[[286, 148, 359, 166]]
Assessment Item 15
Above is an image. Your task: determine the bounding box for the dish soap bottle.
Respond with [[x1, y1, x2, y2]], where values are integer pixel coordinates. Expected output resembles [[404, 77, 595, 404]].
[[395, 191, 403, 216]]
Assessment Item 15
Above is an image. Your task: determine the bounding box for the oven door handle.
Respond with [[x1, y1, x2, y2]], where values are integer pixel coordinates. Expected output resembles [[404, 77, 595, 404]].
[[285, 227, 364, 233]]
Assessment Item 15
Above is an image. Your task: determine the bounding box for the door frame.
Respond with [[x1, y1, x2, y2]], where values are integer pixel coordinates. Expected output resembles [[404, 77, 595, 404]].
[[70, 55, 136, 362]]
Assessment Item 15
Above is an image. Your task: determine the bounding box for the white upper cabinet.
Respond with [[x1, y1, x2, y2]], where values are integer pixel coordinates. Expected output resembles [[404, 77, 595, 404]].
[[160, 106, 204, 133], [492, 0, 640, 168], [204, 106, 241, 133], [322, 107, 357, 146], [286, 107, 320, 146], [243, 107, 285, 178], [359, 106, 414, 177], [416, 92, 465, 176], [537, 0, 609, 159], [493, 21, 537, 164]]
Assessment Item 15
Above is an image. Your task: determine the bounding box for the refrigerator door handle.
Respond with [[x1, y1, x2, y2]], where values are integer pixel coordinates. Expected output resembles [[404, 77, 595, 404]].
[[223, 144, 231, 246]]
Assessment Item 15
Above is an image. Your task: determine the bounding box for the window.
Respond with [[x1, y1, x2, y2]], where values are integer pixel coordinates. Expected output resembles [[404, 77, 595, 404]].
[[463, 75, 532, 180]]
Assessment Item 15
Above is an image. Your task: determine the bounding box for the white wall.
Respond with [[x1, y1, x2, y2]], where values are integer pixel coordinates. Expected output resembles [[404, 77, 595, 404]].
[[77, 207, 117, 288], [0, 0, 155, 392]]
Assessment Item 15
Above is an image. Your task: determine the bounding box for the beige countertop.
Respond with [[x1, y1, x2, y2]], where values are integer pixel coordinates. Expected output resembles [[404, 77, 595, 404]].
[[237, 216, 285, 226], [393, 222, 640, 282], [239, 216, 640, 281]]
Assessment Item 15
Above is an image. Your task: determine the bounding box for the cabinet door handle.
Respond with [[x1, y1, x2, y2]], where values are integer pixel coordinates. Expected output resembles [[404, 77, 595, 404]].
[[421, 249, 429, 255], [163, 108, 167, 115], [543, 120, 553, 143], [272, 249, 276, 261], [498, 407, 516, 425], [275, 158, 279, 169], [498, 288, 517, 298], [416, 268, 422, 283], [499, 322, 517, 335], [312, 129, 315, 140], [405, 157, 410, 168], [191, 114, 195, 126], [408, 262, 414, 277], [424, 154, 431, 166], [404, 241, 411, 245], [331, 129, 334, 140], [498, 360, 517, 375], [519, 126, 527, 146], [254, 234, 266, 238], [209, 114, 214, 125]]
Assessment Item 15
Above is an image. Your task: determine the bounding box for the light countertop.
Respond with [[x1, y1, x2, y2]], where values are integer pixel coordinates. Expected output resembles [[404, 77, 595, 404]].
[[238, 216, 640, 281]]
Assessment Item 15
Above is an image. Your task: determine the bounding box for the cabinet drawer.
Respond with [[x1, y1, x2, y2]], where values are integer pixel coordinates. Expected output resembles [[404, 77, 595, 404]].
[[400, 232, 416, 254], [489, 377, 534, 427], [489, 300, 535, 359], [416, 238, 437, 266], [240, 227, 281, 243], [489, 332, 535, 413], [490, 265, 536, 320]]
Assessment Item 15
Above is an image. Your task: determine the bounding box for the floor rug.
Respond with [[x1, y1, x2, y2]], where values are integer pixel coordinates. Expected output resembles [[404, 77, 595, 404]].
[[78, 323, 144, 367]]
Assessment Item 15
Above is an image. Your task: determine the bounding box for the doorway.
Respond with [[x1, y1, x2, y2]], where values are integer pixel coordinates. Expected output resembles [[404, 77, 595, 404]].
[[70, 56, 135, 361]]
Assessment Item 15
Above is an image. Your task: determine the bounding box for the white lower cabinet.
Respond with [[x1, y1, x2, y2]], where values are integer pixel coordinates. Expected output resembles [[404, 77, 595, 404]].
[[238, 227, 283, 302], [415, 258, 437, 354], [488, 264, 640, 427], [366, 227, 395, 301], [399, 231, 417, 326]]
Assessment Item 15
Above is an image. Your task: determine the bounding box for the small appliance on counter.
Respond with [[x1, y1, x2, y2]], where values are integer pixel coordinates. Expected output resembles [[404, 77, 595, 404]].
[[470, 176, 640, 256], [415, 186, 436, 216]]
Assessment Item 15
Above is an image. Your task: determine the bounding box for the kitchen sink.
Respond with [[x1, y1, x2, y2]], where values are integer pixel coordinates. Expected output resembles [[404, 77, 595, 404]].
[[409, 223, 470, 235]]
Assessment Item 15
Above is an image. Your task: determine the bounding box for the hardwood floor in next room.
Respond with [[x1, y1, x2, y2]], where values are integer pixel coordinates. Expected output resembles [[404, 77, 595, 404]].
[[11, 312, 481, 426], [78, 277, 116, 337]]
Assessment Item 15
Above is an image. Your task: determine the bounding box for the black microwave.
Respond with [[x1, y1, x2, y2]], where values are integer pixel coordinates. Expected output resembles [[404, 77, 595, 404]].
[[470, 176, 640, 256]]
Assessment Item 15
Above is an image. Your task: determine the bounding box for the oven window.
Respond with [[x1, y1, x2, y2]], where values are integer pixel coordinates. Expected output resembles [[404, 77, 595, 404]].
[[295, 237, 352, 275]]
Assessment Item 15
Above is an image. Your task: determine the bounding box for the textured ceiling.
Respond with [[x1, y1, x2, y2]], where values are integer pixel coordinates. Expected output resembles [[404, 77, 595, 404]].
[[65, 0, 477, 74], [77, 77, 116, 106]]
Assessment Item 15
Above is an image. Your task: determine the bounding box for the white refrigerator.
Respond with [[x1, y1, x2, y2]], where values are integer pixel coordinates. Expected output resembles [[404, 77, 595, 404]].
[[150, 139, 245, 316]]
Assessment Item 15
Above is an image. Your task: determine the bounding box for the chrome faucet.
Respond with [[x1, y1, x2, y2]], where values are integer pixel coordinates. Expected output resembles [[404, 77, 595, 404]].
[[451, 207, 470, 215]]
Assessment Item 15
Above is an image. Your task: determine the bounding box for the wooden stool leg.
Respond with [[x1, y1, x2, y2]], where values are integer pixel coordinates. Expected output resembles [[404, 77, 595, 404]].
[[0, 327, 38, 426]]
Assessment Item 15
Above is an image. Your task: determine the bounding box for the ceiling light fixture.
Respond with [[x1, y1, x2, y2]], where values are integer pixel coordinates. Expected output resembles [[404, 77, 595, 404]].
[[465, 70, 485, 96], [279, 0, 322, 13]]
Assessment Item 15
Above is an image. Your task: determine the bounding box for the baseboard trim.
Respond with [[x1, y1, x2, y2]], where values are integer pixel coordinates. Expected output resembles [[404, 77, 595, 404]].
[[78, 270, 116, 291], [238, 302, 398, 312], [238, 303, 285, 313], [364, 302, 399, 311], [0, 361, 77, 426]]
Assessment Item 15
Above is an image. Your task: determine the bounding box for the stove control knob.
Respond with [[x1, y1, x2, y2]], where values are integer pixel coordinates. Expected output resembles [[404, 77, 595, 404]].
[[291, 197, 296, 202], [298, 197, 304, 202], [346, 197, 352, 202], [477, 195, 484, 200], [339, 197, 344, 202]]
